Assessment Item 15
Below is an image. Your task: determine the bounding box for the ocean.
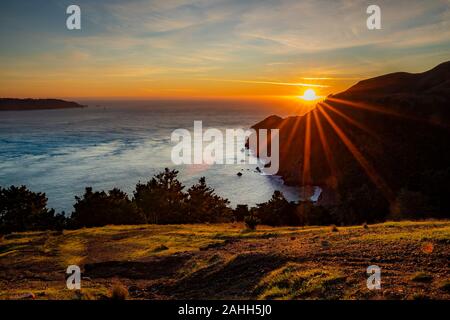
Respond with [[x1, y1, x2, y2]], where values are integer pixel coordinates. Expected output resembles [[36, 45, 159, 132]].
[[0, 100, 302, 214]]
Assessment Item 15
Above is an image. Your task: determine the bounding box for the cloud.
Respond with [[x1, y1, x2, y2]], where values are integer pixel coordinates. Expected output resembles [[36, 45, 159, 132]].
[[198, 78, 330, 88], [1, 0, 449, 97]]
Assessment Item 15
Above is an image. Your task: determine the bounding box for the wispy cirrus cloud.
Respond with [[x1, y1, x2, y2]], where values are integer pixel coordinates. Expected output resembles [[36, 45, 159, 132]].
[[0, 0, 449, 98], [198, 78, 330, 88]]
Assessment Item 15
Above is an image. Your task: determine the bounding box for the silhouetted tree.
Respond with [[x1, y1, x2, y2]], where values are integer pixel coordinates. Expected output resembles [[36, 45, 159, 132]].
[[0, 185, 65, 234], [244, 209, 260, 230], [332, 184, 389, 225], [70, 187, 143, 228], [296, 201, 334, 226], [233, 204, 249, 222], [415, 168, 450, 219], [390, 189, 432, 220], [133, 168, 186, 224], [185, 177, 231, 223], [254, 191, 298, 226]]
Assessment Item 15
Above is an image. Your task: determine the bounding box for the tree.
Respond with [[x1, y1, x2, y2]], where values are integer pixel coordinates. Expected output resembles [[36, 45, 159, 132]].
[[254, 191, 298, 226], [70, 187, 143, 228], [390, 189, 432, 220], [332, 184, 389, 225], [296, 201, 333, 226], [133, 168, 186, 224], [415, 168, 450, 219], [233, 204, 249, 222], [185, 177, 231, 223], [0, 185, 65, 234], [244, 209, 260, 230]]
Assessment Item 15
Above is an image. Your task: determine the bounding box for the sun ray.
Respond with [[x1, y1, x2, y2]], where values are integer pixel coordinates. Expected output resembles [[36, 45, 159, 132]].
[[327, 97, 406, 117], [312, 109, 338, 188], [302, 113, 312, 188], [321, 102, 379, 139], [328, 97, 450, 131], [326, 96, 447, 128], [284, 117, 304, 150], [317, 104, 395, 203]]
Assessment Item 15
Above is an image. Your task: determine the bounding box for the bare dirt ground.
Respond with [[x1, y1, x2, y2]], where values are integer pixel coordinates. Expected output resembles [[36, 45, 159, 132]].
[[0, 221, 449, 300]]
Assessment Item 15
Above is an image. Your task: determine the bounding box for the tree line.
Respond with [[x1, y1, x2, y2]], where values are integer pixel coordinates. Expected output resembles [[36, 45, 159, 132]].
[[0, 168, 445, 235]]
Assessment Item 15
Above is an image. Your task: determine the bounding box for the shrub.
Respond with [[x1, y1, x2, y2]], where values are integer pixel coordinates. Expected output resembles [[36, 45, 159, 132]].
[[390, 189, 432, 220], [110, 283, 128, 300], [244, 213, 260, 231], [334, 184, 389, 225], [254, 191, 298, 226], [133, 168, 186, 224], [233, 204, 249, 222], [0, 185, 66, 234], [297, 201, 333, 226], [70, 187, 144, 228], [185, 177, 232, 223]]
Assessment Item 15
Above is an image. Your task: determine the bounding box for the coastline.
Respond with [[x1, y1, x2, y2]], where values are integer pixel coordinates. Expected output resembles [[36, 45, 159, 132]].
[[0, 98, 87, 111]]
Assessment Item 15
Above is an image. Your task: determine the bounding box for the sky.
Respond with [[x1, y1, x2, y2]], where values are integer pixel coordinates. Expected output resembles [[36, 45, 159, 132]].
[[0, 0, 449, 99]]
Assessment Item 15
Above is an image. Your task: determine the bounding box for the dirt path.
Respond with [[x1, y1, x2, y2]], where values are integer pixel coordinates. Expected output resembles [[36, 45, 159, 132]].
[[1, 222, 449, 300]]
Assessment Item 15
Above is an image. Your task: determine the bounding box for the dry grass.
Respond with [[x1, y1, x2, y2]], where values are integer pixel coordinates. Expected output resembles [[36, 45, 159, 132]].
[[255, 263, 345, 300], [110, 283, 129, 300], [0, 220, 449, 300]]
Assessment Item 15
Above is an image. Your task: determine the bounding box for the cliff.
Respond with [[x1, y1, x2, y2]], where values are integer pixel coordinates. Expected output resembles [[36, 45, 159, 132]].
[[250, 61, 450, 209]]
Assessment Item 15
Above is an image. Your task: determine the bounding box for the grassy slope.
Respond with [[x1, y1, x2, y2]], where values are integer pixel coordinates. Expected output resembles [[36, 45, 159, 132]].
[[0, 221, 449, 300]]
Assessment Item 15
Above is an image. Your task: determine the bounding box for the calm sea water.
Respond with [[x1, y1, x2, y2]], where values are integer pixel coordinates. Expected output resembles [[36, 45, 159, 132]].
[[0, 100, 301, 214]]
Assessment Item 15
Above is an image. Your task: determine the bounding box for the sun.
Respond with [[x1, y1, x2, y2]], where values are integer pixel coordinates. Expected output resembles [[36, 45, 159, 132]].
[[300, 89, 318, 101]]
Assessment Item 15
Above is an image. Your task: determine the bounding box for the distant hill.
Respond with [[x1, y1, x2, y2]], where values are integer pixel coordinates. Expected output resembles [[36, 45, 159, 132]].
[[250, 61, 450, 218], [0, 98, 86, 111], [340, 61, 450, 98]]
